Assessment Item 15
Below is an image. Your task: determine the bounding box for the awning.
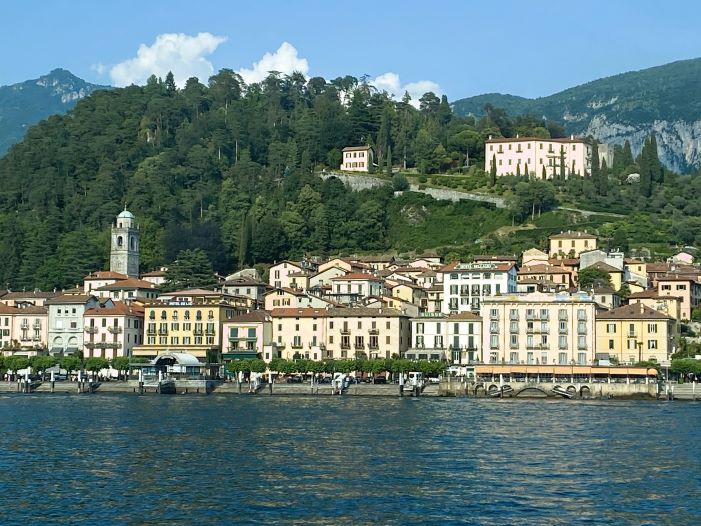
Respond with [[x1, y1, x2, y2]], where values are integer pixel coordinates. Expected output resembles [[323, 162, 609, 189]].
[[50, 347, 64, 354], [65, 347, 79, 354], [223, 351, 258, 360]]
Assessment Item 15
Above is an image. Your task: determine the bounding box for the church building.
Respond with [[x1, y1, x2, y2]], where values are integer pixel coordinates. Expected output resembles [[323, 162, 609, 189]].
[[110, 208, 140, 278]]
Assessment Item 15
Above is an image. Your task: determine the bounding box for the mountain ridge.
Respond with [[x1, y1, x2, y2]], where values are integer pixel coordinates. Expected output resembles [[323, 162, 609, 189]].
[[0, 68, 109, 155], [452, 57, 701, 172]]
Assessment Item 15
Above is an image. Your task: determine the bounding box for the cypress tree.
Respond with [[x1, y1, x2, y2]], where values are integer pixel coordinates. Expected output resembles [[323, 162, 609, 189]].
[[559, 145, 566, 181], [590, 140, 600, 180], [598, 158, 608, 195], [524, 163, 529, 179], [516, 163, 521, 177], [639, 137, 652, 197], [648, 134, 663, 183], [165, 71, 177, 97], [622, 140, 634, 167], [386, 144, 392, 177], [541, 165, 547, 179], [490, 154, 497, 187]]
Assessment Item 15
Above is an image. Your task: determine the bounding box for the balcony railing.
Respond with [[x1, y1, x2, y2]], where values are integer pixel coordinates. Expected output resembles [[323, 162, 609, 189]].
[[291, 343, 303, 349], [369, 328, 379, 335], [340, 328, 350, 335], [92, 342, 122, 349], [627, 331, 637, 338], [193, 329, 203, 335], [147, 327, 156, 335], [107, 326, 123, 334], [158, 328, 168, 335], [84, 326, 98, 334], [340, 343, 351, 350], [205, 328, 215, 336], [354, 344, 365, 350]]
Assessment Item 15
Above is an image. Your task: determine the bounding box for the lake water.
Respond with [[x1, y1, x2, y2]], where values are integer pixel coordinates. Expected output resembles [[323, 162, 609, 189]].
[[0, 394, 699, 525]]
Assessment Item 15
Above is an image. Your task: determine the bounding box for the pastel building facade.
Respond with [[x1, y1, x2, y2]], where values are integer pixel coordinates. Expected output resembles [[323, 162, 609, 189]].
[[485, 136, 592, 178], [340, 146, 373, 172], [596, 304, 677, 364], [481, 292, 597, 366], [83, 302, 144, 359], [549, 231, 598, 259]]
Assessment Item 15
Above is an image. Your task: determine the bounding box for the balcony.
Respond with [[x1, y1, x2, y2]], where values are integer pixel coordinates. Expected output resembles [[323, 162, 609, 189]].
[[32, 335, 41, 341], [147, 327, 156, 335], [291, 343, 303, 349], [340, 328, 350, 335], [20, 322, 29, 329], [369, 328, 379, 335], [354, 344, 365, 350], [107, 326, 123, 334], [93, 342, 122, 349], [340, 343, 351, 350], [205, 328, 216, 336], [193, 329, 203, 336], [20, 336, 31, 342], [627, 331, 637, 338], [33, 322, 42, 329], [84, 326, 98, 334], [368, 344, 379, 350], [158, 328, 168, 335]]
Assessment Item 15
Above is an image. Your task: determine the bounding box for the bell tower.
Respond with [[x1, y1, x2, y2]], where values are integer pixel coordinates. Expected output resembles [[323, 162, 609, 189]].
[[110, 208, 140, 277]]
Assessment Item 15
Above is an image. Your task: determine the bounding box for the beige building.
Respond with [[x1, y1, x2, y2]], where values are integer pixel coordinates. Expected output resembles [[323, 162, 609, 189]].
[[340, 145, 373, 172], [549, 231, 598, 259], [628, 290, 682, 321], [94, 277, 159, 301], [84, 301, 144, 359], [270, 306, 410, 361], [133, 290, 249, 363], [481, 292, 597, 366], [596, 304, 677, 364], [268, 261, 305, 290]]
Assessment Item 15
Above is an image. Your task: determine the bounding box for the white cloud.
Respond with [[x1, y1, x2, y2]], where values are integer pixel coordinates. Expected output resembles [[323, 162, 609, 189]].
[[236, 42, 309, 84], [90, 62, 106, 75], [109, 32, 227, 88], [371, 72, 442, 108]]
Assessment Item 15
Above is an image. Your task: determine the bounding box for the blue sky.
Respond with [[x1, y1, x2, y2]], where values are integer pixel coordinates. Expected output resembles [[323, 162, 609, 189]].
[[2, 0, 701, 101]]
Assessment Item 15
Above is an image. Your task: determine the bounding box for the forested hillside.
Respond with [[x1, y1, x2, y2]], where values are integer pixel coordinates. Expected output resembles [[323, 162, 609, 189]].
[[0, 71, 522, 290]]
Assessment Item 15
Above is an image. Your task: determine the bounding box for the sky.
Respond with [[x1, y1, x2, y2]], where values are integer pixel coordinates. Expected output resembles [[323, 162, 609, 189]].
[[2, 0, 701, 102]]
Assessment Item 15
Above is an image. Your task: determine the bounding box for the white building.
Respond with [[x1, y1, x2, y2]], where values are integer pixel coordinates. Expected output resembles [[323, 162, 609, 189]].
[[340, 146, 373, 172], [440, 262, 518, 314], [407, 312, 482, 364], [45, 293, 107, 356]]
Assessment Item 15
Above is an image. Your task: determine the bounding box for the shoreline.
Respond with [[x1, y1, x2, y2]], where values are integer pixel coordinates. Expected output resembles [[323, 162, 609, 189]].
[[0, 380, 685, 400]]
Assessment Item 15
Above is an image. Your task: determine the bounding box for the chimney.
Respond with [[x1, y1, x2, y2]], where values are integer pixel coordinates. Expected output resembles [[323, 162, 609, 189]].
[[488, 135, 492, 140], [570, 134, 574, 140]]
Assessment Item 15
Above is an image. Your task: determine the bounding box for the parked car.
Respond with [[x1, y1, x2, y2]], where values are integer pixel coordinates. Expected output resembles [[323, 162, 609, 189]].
[[373, 376, 387, 384], [285, 376, 303, 384]]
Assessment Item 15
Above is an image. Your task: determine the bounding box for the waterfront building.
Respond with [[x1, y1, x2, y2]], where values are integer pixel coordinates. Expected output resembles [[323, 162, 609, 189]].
[[484, 135, 592, 178], [222, 310, 279, 362], [45, 292, 105, 356], [623, 259, 648, 288], [324, 307, 410, 360], [595, 303, 677, 364], [481, 291, 597, 366], [132, 289, 249, 363], [340, 145, 373, 172], [110, 209, 140, 278], [407, 312, 482, 364], [549, 231, 598, 259], [83, 301, 144, 359], [271, 307, 328, 361], [440, 261, 518, 314], [0, 304, 48, 356]]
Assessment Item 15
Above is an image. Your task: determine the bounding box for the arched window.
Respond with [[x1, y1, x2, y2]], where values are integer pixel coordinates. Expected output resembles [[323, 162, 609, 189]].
[[208, 310, 214, 320], [117, 236, 123, 247], [172, 311, 179, 321], [149, 311, 155, 320], [160, 310, 167, 320], [184, 310, 190, 320], [130, 236, 135, 250], [196, 310, 202, 321]]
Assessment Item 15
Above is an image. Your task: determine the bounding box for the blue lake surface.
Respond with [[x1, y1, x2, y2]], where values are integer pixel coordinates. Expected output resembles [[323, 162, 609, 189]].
[[0, 394, 699, 525]]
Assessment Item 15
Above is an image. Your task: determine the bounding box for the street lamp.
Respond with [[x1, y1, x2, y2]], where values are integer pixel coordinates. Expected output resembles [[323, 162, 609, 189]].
[[637, 341, 643, 364]]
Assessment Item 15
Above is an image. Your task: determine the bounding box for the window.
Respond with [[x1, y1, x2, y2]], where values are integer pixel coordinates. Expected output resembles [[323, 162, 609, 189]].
[[509, 352, 518, 363], [578, 335, 586, 349], [648, 323, 657, 333], [558, 352, 567, 364], [606, 323, 616, 333], [490, 334, 498, 349], [648, 340, 657, 349], [578, 352, 586, 365], [609, 339, 614, 350], [559, 335, 567, 349], [510, 334, 518, 348]]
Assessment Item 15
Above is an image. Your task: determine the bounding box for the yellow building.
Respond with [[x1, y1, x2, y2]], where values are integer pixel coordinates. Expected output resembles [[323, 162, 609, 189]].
[[628, 290, 683, 321], [596, 304, 677, 364], [549, 231, 597, 259], [132, 289, 249, 363]]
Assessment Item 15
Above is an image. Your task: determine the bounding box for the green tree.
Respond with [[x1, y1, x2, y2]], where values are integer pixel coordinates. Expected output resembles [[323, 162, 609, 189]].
[[112, 356, 131, 380], [163, 248, 217, 291], [578, 266, 612, 289], [490, 154, 497, 187], [60, 355, 83, 374], [85, 357, 109, 379], [392, 173, 409, 191]]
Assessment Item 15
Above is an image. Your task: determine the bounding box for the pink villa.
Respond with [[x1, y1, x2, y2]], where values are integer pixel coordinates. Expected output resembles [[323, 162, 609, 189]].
[[485, 135, 592, 178]]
